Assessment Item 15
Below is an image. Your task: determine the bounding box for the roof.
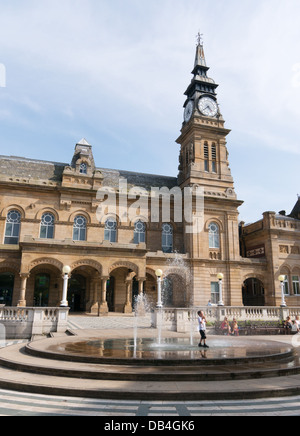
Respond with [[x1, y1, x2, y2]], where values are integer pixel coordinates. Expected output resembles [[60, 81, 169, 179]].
[[0, 155, 178, 191], [289, 197, 300, 220]]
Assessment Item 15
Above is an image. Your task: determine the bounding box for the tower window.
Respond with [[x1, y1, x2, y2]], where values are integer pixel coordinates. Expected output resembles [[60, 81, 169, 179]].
[[293, 276, 300, 295], [79, 163, 87, 174], [209, 222, 220, 249], [204, 142, 209, 172], [212, 143, 217, 173]]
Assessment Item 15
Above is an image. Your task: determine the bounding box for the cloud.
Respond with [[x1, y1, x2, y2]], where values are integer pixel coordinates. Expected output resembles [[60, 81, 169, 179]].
[[0, 0, 300, 221]]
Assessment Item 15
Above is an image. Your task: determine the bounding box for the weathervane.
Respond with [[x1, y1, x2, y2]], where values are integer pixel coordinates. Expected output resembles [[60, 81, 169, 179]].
[[196, 31, 204, 46]]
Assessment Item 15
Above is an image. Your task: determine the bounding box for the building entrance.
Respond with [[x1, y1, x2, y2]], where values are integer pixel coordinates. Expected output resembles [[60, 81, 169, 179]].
[[242, 278, 265, 306], [0, 273, 14, 306], [68, 274, 86, 312], [34, 274, 50, 307]]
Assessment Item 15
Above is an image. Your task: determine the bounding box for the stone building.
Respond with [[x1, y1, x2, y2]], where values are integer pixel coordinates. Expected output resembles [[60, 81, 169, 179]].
[[240, 199, 300, 307], [0, 40, 299, 313]]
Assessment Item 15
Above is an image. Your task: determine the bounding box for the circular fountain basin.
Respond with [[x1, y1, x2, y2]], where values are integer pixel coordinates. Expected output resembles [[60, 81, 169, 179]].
[[26, 336, 294, 367]]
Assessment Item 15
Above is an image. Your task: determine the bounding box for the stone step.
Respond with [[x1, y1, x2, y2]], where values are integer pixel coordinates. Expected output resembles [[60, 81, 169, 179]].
[[0, 343, 300, 383], [1, 359, 300, 401]]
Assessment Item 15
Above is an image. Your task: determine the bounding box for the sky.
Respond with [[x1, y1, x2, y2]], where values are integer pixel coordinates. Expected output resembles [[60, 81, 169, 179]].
[[0, 0, 299, 223]]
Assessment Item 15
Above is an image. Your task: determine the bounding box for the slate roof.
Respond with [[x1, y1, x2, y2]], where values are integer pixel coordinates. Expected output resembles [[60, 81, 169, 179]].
[[0, 155, 178, 190], [289, 197, 300, 220]]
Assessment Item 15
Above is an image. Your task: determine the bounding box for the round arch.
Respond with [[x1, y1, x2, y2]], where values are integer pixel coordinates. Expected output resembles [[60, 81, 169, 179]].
[[242, 277, 265, 306], [109, 261, 139, 275], [1, 205, 26, 219], [204, 218, 224, 233], [70, 259, 102, 274], [28, 257, 64, 274], [35, 207, 60, 221], [68, 210, 92, 224]]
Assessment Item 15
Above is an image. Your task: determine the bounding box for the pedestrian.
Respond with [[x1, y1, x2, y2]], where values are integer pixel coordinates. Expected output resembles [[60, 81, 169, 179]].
[[231, 318, 239, 336], [283, 316, 292, 335], [220, 317, 231, 336], [292, 320, 299, 334], [198, 310, 209, 348]]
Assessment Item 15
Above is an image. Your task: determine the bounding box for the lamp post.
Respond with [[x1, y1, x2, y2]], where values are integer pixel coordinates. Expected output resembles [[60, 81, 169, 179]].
[[279, 275, 287, 308], [155, 269, 163, 309], [60, 265, 71, 307], [217, 273, 224, 307]]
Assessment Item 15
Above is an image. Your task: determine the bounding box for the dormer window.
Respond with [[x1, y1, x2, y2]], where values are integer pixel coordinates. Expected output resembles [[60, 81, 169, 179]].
[[79, 162, 87, 175]]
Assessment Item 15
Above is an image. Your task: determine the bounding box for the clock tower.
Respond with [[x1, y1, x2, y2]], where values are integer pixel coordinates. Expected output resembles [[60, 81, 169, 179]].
[[177, 37, 237, 202], [177, 37, 244, 307]]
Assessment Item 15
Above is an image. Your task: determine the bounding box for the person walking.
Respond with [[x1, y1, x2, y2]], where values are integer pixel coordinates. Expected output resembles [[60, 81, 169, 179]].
[[198, 311, 209, 348]]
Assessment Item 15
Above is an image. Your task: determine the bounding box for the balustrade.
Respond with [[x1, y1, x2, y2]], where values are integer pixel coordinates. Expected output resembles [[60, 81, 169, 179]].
[[0, 307, 69, 339], [153, 306, 299, 333]]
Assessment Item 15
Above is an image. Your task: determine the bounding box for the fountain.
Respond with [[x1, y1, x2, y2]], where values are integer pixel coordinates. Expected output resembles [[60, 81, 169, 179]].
[[133, 292, 152, 357]]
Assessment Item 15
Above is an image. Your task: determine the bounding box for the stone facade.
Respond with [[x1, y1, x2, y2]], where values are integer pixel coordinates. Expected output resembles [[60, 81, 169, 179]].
[[240, 206, 300, 307], [0, 42, 299, 313]]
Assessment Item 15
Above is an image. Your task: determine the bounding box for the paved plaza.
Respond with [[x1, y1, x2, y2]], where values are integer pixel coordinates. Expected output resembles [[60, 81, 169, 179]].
[[1, 388, 300, 416], [1, 314, 300, 416]]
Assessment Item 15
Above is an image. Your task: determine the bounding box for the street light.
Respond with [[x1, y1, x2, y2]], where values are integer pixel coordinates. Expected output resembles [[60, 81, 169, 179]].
[[155, 269, 163, 309], [217, 273, 224, 307], [279, 275, 287, 308], [60, 265, 71, 307]]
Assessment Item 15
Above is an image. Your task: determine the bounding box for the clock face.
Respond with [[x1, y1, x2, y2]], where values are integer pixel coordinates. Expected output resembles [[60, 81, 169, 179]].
[[198, 97, 218, 117], [184, 100, 194, 122]]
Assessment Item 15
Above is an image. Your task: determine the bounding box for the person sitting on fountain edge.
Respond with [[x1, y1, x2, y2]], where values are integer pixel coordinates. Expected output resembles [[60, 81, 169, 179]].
[[198, 311, 209, 349]]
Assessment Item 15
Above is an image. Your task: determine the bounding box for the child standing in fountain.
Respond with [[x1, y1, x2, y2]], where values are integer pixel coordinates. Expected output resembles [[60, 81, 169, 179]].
[[198, 311, 209, 349]]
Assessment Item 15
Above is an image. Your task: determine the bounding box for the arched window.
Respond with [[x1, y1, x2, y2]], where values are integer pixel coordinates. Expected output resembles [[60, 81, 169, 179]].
[[40, 213, 55, 239], [204, 142, 209, 172], [209, 222, 220, 249], [162, 223, 173, 253], [73, 215, 87, 241], [79, 162, 87, 175], [134, 220, 146, 244], [4, 210, 21, 245], [211, 143, 217, 173], [104, 218, 117, 243]]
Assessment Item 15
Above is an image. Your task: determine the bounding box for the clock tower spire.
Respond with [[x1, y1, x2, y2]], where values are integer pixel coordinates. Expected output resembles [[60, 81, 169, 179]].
[[177, 38, 238, 203]]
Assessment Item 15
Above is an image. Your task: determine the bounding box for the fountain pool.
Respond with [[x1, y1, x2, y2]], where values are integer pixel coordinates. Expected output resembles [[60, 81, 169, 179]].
[[26, 336, 294, 367]]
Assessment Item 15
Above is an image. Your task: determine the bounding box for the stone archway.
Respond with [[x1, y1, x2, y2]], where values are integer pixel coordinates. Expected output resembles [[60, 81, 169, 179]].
[[0, 272, 15, 306], [69, 264, 101, 314], [242, 278, 265, 306], [28, 262, 62, 307], [0, 261, 20, 306]]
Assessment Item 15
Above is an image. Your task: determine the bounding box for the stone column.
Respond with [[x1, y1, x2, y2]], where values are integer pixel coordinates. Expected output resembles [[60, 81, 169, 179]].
[[99, 276, 109, 315], [138, 278, 146, 295], [123, 279, 133, 313], [88, 274, 100, 315], [18, 273, 30, 307]]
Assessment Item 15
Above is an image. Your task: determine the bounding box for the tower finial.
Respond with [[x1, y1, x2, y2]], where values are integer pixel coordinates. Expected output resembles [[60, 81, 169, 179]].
[[196, 31, 204, 47]]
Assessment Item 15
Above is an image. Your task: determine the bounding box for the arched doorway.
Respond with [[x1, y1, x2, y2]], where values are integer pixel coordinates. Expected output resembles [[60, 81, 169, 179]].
[[34, 274, 50, 307], [242, 278, 265, 306], [144, 272, 157, 308], [68, 274, 86, 312], [106, 276, 115, 312], [0, 273, 14, 306], [108, 266, 138, 313], [162, 277, 174, 307], [132, 277, 139, 309]]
